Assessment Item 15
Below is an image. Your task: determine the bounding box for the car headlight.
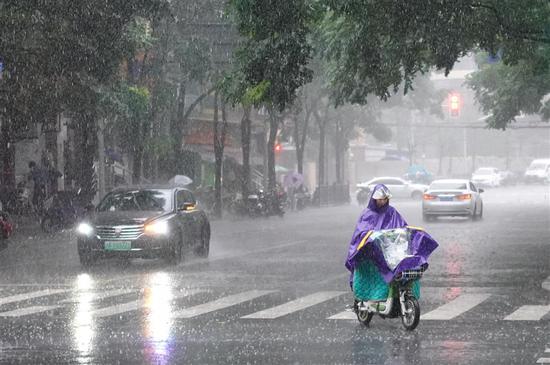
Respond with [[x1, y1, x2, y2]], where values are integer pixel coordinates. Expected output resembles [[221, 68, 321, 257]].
[[144, 220, 169, 235], [77, 223, 94, 236]]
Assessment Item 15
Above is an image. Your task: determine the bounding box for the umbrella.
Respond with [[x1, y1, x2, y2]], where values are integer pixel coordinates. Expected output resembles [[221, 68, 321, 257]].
[[168, 175, 193, 186], [283, 171, 304, 189]]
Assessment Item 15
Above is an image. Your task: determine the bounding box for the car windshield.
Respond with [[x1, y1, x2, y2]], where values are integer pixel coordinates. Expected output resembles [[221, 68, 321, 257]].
[[429, 182, 467, 190], [474, 168, 495, 174], [97, 190, 172, 212]]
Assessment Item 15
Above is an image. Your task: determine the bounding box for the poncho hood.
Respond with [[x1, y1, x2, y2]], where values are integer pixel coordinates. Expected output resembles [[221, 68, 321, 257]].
[[345, 184, 408, 272]]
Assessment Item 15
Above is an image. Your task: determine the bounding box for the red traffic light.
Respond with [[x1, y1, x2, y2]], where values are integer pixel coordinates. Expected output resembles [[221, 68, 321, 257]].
[[274, 143, 282, 152], [449, 93, 461, 117]]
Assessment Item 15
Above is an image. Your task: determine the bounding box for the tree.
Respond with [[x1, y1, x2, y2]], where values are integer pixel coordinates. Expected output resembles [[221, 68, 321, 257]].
[[228, 0, 314, 190], [467, 48, 550, 129], [321, 0, 549, 112], [0, 1, 167, 195]]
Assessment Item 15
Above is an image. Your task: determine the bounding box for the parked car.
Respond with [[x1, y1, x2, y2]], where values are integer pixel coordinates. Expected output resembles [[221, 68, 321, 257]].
[[76, 186, 210, 266], [498, 170, 519, 186], [422, 179, 484, 221], [524, 159, 550, 183], [471, 167, 502, 187], [356, 177, 428, 204]]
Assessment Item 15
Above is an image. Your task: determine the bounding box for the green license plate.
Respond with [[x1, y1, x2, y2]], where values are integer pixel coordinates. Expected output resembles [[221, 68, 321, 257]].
[[104, 241, 132, 251]]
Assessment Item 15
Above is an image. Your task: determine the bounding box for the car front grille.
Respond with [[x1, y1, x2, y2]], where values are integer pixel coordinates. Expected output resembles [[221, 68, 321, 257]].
[[96, 225, 144, 240]]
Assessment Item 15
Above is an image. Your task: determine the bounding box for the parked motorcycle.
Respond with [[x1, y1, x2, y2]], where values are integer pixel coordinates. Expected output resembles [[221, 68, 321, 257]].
[[0, 210, 14, 240], [263, 189, 285, 217], [295, 186, 311, 210], [41, 189, 87, 233], [243, 189, 285, 218]]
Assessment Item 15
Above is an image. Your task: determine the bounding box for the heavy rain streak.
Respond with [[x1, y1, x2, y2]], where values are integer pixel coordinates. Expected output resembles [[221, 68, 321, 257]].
[[0, 1, 549, 364]]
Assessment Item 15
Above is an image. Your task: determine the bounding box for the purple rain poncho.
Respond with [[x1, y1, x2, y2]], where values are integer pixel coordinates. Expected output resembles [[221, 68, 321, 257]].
[[345, 184, 439, 288], [346, 185, 408, 271]]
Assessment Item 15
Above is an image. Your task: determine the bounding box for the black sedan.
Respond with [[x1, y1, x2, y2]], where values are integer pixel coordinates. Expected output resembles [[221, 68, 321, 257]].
[[76, 186, 210, 266]]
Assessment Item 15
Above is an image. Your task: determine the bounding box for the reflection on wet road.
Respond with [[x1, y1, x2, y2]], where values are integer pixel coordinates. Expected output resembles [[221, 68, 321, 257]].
[[0, 185, 547, 364]]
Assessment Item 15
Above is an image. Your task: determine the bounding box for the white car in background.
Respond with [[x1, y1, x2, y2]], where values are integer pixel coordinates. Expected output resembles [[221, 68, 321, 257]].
[[356, 177, 428, 203], [422, 179, 484, 221], [471, 167, 502, 187], [524, 159, 550, 183]]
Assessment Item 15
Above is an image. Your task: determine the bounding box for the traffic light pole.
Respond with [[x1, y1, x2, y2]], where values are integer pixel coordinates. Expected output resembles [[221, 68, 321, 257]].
[[463, 127, 468, 175]]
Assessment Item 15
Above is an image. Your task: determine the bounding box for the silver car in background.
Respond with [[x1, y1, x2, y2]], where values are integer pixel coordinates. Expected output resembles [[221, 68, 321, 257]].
[[422, 179, 484, 221]]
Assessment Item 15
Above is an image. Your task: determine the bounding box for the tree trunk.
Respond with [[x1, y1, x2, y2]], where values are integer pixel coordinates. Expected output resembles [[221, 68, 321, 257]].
[[334, 120, 343, 184], [293, 113, 309, 175], [74, 114, 97, 204], [132, 147, 143, 184], [267, 110, 278, 191], [213, 92, 228, 219], [97, 118, 106, 200], [0, 118, 15, 189], [240, 105, 252, 199], [318, 123, 326, 186]]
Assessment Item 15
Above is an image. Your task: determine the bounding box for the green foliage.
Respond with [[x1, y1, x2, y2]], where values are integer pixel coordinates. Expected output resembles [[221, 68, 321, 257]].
[[227, 0, 314, 111], [467, 46, 550, 129], [174, 38, 212, 84], [0, 0, 167, 126], [321, 0, 549, 108]]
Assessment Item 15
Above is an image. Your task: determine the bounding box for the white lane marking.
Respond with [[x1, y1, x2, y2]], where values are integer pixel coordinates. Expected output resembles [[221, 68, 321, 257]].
[[328, 310, 356, 320], [93, 289, 204, 319], [543, 276, 550, 292], [0, 305, 61, 317], [537, 358, 550, 364], [102, 240, 308, 286], [0, 289, 68, 306], [546, 348, 550, 353], [173, 290, 276, 319], [242, 291, 346, 319], [60, 289, 135, 303], [504, 305, 550, 321], [422, 294, 491, 320]]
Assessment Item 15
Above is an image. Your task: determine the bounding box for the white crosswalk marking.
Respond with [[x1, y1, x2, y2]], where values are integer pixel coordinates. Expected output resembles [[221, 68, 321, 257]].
[[328, 310, 356, 320], [504, 305, 550, 321], [422, 294, 491, 320], [0, 305, 61, 317], [0, 289, 68, 306], [173, 290, 276, 319], [537, 358, 550, 364], [60, 289, 135, 304], [92, 289, 204, 319], [242, 291, 345, 319]]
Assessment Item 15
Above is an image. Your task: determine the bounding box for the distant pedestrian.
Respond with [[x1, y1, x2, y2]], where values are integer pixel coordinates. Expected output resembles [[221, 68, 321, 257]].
[[28, 161, 47, 213]]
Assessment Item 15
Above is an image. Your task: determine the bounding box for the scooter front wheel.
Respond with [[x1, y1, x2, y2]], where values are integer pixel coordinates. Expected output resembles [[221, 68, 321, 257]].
[[356, 309, 374, 326], [401, 296, 420, 331]]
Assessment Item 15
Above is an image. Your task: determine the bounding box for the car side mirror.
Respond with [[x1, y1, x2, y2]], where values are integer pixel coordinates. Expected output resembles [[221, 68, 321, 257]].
[[478, 189, 484, 193], [179, 202, 196, 211]]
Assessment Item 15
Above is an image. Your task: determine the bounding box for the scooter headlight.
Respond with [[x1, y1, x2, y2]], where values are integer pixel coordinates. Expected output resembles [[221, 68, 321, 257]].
[[77, 223, 94, 236]]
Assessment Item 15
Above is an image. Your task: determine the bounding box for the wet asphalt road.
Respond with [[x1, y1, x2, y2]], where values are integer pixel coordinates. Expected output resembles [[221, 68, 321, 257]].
[[0, 185, 548, 364]]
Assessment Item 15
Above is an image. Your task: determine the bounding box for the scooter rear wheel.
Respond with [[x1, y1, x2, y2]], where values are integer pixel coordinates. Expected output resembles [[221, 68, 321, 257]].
[[401, 296, 420, 331]]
